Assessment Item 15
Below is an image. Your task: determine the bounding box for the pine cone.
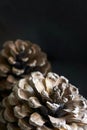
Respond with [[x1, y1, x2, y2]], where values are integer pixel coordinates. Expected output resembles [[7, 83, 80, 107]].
[[0, 71, 87, 130], [0, 39, 51, 99]]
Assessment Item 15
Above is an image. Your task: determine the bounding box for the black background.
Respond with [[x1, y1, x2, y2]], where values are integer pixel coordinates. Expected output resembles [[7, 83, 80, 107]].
[[0, 0, 87, 98]]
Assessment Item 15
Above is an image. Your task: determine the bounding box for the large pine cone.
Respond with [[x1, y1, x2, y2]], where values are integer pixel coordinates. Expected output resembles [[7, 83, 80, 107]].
[[0, 40, 51, 99], [0, 72, 87, 130]]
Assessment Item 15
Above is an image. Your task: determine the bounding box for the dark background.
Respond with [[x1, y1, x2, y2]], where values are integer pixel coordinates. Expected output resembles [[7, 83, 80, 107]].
[[0, 0, 87, 98]]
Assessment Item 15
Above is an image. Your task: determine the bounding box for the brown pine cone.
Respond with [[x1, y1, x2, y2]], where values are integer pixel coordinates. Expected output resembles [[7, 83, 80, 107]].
[[0, 39, 51, 99], [0, 71, 87, 130]]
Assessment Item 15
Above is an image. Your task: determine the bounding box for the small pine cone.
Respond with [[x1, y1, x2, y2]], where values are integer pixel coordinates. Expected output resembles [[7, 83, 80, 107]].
[[0, 71, 87, 130], [0, 39, 51, 99]]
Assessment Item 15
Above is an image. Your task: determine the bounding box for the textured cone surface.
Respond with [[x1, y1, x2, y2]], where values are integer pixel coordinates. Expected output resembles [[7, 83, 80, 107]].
[[0, 39, 51, 99], [0, 71, 87, 130]]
